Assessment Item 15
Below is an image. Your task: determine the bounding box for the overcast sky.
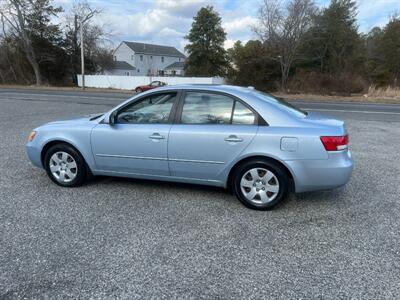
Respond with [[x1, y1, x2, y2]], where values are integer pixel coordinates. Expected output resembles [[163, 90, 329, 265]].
[[56, 0, 400, 52]]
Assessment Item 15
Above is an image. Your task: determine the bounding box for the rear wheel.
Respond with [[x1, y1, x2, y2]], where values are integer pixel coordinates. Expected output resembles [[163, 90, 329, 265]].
[[135, 88, 142, 93], [233, 160, 289, 210], [44, 144, 87, 187]]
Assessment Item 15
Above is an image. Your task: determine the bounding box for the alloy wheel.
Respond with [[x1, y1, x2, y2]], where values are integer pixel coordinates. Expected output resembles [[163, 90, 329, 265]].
[[49, 151, 78, 183], [240, 168, 280, 204]]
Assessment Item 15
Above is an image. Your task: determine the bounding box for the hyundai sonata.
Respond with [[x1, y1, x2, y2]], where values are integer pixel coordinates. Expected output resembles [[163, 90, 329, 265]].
[[26, 85, 353, 210]]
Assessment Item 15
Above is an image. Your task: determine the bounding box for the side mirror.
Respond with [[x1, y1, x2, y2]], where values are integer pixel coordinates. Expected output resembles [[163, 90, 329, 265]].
[[109, 112, 116, 125], [103, 112, 116, 125]]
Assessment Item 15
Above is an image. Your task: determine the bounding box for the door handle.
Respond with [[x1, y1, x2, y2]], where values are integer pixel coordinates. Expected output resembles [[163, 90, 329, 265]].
[[225, 135, 243, 143], [149, 133, 165, 140]]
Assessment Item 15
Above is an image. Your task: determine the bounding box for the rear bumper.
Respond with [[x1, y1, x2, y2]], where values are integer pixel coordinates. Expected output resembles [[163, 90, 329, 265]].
[[286, 150, 353, 193]]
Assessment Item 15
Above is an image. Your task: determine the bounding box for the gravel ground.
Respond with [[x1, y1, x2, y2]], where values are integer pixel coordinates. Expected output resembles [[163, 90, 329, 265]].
[[0, 90, 399, 299]]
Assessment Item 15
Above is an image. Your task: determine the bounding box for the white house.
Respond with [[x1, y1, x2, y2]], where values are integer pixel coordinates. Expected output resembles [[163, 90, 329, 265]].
[[104, 61, 136, 76], [108, 41, 186, 76], [164, 61, 185, 76]]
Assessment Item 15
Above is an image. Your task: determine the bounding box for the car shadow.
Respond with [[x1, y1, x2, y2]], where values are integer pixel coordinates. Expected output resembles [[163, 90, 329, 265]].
[[87, 175, 229, 195], [87, 175, 296, 211]]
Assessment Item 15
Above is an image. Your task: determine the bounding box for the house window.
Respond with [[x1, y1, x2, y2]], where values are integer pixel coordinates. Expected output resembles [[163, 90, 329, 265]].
[[137, 69, 140, 73], [126, 71, 130, 76], [131, 55, 134, 60], [140, 55, 143, 61], [161, 57, 164, 63], [150, 56, 153, 60], [179, 58, 181, 62]]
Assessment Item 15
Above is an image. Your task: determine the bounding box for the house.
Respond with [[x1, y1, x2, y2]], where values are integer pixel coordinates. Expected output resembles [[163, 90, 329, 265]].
[[104, 61, 136, 76], [164, 61, 185, 76], [109, 41, 186, 76]]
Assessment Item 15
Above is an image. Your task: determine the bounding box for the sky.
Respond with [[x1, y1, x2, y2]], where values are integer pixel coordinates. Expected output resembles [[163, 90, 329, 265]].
[[55, 0, 400, 52]]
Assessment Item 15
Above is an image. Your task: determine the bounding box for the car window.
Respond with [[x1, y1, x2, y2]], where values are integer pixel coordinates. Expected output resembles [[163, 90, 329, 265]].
[[116, 93, 176, 124], [150, 81, 157, 86], [232, 102, 256, 125], [181, 92, 234, 124], [252, 90, 307, 118]]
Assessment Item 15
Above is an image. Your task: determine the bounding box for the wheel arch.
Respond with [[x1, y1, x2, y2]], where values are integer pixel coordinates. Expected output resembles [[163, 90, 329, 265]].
[[226, 155, 295, 192], [40, 140, 92, 173]]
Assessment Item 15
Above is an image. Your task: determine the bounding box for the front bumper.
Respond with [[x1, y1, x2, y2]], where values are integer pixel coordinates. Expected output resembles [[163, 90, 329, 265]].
[[26, 143, 44, 169], [285, 150, 353, 193]]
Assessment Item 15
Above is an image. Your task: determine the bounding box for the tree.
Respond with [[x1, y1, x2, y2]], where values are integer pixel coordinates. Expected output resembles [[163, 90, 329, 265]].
[[364, 26, 385, 85], [254, 0, 317, 90], [63, 0, 106, 83], [227, 40, 280, 90], [376, 16, 400, 86], [0, 0, 64, 85], [305, 0, 363, 74], [184, 6, 228, 76]]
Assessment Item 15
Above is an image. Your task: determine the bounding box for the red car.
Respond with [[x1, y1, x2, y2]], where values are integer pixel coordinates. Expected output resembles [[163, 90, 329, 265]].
[[135, 81, 166, 93]]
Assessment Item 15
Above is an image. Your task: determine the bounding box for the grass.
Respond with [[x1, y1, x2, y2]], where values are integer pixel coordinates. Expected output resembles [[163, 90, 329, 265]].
[[367, 86, 400, 99], [274, 86, 400, 104]]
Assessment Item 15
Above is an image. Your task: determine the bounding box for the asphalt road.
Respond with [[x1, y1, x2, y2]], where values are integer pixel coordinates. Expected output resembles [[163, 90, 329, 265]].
[[0, 88, 399, 299]]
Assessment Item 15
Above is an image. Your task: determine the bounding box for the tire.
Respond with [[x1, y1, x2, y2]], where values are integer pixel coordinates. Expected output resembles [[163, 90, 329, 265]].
[[232, 160, 289, 210], [44, 143, 87, 187], [135, 88, 142, 93]]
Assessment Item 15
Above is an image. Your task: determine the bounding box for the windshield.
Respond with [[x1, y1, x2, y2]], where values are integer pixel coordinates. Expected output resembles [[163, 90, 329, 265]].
[[251, 90, 307, 118]]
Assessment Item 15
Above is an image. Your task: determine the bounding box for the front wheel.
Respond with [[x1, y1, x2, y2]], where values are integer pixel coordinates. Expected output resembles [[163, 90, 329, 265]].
[[44, 144, 87, 187], [233, 160, 289, 210]]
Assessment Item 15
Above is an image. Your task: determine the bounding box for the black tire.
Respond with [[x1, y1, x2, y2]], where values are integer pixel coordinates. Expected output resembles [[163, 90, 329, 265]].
[[135, 88, 142, 93], [44, 143, 87, 187], [232, 159, 289, 210]]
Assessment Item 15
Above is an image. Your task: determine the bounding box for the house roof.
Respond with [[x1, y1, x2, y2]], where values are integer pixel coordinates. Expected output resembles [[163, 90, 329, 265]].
[[165, 61, 185, 69], [123, 41, 186, 58], [111, 61, 136, 70]]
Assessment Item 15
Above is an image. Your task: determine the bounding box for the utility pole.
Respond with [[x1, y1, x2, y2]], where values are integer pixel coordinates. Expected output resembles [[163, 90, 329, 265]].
[[80, 21, 85, 89]]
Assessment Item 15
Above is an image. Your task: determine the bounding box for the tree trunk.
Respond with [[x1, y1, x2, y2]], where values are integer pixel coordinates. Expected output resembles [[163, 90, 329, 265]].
[[31, 60, 42, 85], [13, 0, 42, 85], [280, 58, 290, 92]]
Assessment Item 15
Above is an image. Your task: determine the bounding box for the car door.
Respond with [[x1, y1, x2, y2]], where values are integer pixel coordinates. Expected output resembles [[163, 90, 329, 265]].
[[91, 91, 179, 176], [168, 91, 259, 181]]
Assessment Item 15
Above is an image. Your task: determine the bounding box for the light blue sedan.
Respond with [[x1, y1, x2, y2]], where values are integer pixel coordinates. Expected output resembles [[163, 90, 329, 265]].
[[26, 85, 353, 210]]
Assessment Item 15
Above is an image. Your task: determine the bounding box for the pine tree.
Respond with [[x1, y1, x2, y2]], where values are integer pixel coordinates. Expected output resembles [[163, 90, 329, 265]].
[[184, 6, 228, 76], [307, 0, 363, 74]]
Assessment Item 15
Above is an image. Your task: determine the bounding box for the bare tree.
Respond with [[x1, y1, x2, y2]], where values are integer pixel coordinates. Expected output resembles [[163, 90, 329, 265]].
[[64, 0, 112, 79], [0, 0, 42, 85], [254, 0, 316, 90], [64, 0, 101, 52]]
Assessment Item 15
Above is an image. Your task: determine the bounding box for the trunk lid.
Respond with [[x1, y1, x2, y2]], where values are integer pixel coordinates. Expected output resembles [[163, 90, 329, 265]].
[[302, 111, 346, 135]]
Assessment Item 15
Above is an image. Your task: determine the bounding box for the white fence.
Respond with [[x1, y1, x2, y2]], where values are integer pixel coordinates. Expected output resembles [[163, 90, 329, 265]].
[[77, 75, 225, 90]]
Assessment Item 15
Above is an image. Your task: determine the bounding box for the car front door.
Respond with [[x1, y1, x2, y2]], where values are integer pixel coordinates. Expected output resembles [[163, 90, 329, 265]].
[[91, 91, 179, 176], [168, 91, 259, 181]]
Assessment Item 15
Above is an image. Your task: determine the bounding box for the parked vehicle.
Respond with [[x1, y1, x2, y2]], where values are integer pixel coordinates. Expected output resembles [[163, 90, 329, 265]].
[[26, 85, 353, 210], [135, 81, 166, 93]]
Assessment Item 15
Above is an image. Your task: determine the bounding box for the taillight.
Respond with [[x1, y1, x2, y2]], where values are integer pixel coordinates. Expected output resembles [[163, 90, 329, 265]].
[[320, 135, 349, 151]]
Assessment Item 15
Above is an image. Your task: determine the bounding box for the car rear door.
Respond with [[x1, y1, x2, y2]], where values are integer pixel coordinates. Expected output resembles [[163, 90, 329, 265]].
[[168, 91, 259, 181], [91, 91, 179, 176]]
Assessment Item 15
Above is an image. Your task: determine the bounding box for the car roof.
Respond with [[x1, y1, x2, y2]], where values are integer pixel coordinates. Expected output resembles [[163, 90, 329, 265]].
[[155, 84, 251, 93]]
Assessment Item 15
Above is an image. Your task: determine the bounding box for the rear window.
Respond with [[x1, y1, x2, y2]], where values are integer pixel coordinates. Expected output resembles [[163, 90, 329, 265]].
[[252, 91, 307, 118]]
